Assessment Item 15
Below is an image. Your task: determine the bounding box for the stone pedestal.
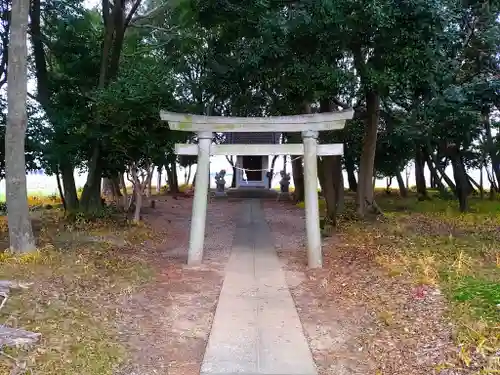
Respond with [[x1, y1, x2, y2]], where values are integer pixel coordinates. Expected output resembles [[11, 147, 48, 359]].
[[277, 192, 292, 201], [214, 169, 227, 197]]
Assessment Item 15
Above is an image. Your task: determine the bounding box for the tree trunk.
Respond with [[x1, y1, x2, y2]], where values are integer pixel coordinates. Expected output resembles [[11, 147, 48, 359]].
[[129, 167, 143, 223], [128, 164, 153, 221], [165, 163, 180, 193], [439, 166, 457, 192], [145, 169, 153, 198], [79, 146, 103, 213], [424, 155, 450, 197], [5, 0, 35, 252], [133, 187, 142, 223], [320, 156, 337, 225], [467, 174, 480, 195], [415, 146, 428, 200], [479, 165, 484, 199], [317, 159, 326, 195], [170, 163, 179, 193], [268, 155, 278, 188], [319, 154, 344, 223], [187, 165, 193, 185], [291, 157, 305, 202], [192, 171, 197, 188], [489, 164, 498, 192], [333, 156, 344, 213], [56, 172, 66, 210], [405, 167, 411, 190], [287, 125, 306, 202], [483, 107, 500, 185], [226, 156, 236, 188], [384, 176, 391, 194], [60, 162, 79, 212], [318, 98, 343, 214], [156, 166, 162, 193], [120, 173, 128, 208], [396, 170, 408, 197], [102, 177, 114, 199], [489, 163, 498, 191], [427, 148, 457, 193], [111, 175, 122, 202], [318, 98, 344, 214], [165, 164, 172, 189], [430, 174, 436, 189], [449, 146, 469, 212], [345, 157, 358, 192], [102, 176, 122, 202], [231, 165, 236, 188], [485, 162, 497, 200], [356, 90, 380, 215]]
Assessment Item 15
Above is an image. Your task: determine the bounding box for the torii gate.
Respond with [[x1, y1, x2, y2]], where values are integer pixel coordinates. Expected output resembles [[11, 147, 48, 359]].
[[160, 109, 354, 268]]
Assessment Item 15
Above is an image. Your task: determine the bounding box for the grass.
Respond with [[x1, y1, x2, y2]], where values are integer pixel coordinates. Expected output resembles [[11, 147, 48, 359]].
[[0, 208, 154, 374], [326, 192, 500, 373]]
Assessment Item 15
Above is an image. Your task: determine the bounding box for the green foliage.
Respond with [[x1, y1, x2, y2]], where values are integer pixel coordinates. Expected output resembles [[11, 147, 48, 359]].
[[36, 2, 102, 175], [453, 277, 500, 320], [92, 55, 182, 173]]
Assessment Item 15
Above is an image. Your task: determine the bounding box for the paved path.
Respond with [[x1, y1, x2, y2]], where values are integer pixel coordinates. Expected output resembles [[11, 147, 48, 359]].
[[201, 200, 317, 375]]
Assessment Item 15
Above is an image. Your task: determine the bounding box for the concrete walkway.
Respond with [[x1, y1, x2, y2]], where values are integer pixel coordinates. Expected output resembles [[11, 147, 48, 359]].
[[201, 200, 317, 375]]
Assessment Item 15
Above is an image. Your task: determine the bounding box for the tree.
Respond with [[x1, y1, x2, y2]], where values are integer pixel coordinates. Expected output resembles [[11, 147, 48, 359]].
[[30, 0, 102, 213], [92, 47, 180, 218], [5, 0, 35, 252]]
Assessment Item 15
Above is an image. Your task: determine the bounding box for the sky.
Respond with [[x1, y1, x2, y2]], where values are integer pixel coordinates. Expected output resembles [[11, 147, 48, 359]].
[[84, 0, 99, 8]]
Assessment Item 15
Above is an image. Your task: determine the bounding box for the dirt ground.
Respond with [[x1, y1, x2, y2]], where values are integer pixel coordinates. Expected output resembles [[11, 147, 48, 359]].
[[115, 197, 467, 375], [2, 195, 484, 375], [263, 200, 461, 375], [115, 196, 238, 375]]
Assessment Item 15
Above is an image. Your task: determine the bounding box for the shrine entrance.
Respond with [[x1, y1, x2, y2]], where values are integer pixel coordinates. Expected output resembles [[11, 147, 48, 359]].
[[160, 109, 353, 268], [239, 155, 268, 188], [242, 156, 262, 181]]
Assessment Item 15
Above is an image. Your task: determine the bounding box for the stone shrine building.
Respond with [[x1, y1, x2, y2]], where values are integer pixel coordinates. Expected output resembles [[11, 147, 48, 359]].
[[225, 132, 280, 188]]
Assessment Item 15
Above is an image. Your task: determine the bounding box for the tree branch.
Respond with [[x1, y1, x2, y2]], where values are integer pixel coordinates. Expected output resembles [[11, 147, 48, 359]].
[[331, 97, 350, 110], [129, 23, 177, 33], [225, 155, 234, 166], [125, 0, 142, 28], [130, 3, 169, 26]]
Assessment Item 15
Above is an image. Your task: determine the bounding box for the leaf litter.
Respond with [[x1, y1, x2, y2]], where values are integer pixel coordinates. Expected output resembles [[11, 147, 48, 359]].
[[264, 198, 498, 375]]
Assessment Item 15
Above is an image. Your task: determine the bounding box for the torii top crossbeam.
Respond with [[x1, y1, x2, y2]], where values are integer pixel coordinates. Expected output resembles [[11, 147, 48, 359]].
[[160, 109, 354, 132]]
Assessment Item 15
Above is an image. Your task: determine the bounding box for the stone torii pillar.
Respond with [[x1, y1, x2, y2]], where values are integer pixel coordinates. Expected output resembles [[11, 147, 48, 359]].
[[189, 131, 212, 265], [302, 130, 322, 268]]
